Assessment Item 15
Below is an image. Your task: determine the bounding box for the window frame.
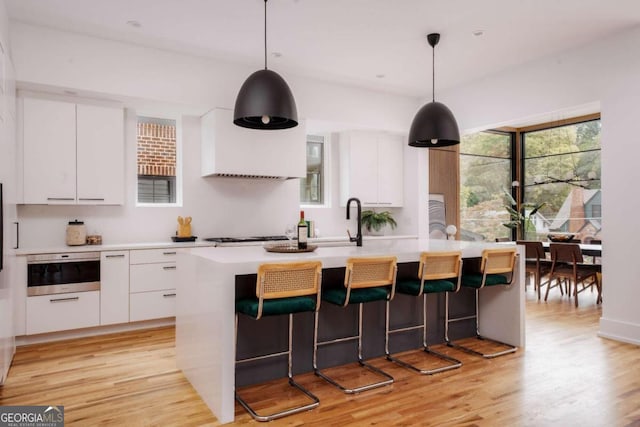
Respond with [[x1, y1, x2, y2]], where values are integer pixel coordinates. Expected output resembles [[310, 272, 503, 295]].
[[300, 134, 331, 208]]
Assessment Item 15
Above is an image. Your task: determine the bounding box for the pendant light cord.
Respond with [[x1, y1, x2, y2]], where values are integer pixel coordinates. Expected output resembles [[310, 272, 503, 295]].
[[432, 43, 435, 102], [264, 0, 268, 70]]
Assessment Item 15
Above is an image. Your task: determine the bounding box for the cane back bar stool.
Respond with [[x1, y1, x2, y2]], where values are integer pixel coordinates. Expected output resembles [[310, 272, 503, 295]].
[[385, 251, 463, 374], [235, 261, 323, 422], [446, 248, 518, 358], [313, 256, 397, 394]]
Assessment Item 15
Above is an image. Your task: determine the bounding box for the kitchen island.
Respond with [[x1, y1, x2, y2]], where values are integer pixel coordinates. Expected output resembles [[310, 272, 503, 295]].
[[175, 238, 525, 424]]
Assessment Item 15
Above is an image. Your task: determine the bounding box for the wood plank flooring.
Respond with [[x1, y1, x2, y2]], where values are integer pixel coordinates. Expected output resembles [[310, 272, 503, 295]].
[[1, 289, 639, 426]]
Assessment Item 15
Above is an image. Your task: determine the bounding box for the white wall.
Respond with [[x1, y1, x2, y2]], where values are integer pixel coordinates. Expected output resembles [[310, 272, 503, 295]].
[[10, 23, 423, 248], [439, 26, 640, 345]]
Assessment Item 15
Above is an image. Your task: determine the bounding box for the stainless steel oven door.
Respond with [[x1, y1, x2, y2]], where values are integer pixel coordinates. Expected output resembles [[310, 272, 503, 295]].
[[27, 252, 100, 296]]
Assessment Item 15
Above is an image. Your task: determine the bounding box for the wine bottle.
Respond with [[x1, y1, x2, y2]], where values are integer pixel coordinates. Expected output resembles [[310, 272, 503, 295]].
[[297, 210, 308, 249]]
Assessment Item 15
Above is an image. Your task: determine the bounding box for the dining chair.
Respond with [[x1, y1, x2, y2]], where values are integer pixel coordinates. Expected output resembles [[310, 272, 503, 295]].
[[446, 248, 518, 358], [547, 243, 601, 307], [235, 261, 323, 421], [385, 251, 463, 374], [314, 256, 397, 394], [516, 240, 552, 300]]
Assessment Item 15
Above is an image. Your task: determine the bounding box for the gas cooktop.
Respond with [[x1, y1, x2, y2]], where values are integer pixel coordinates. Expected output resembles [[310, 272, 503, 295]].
[[203, 235, 288, 243]]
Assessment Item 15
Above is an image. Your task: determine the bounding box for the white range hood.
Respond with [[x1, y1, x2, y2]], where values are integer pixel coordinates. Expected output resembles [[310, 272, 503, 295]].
[[201, 108, 306, 179]]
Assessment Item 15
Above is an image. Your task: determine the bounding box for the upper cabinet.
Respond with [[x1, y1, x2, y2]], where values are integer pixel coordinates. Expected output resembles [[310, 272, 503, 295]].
[[21, 97, 124, 205], [201, 108, 306, 179], [339, 130, 404, 207]]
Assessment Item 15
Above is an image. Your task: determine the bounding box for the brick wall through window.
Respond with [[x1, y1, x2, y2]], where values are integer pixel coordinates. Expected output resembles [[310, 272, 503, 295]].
[[137, 120, 176, 176]]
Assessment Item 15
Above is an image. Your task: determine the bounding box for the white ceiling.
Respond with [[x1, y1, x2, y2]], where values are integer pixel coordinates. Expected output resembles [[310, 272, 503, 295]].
[[6, 0, 640, 99]]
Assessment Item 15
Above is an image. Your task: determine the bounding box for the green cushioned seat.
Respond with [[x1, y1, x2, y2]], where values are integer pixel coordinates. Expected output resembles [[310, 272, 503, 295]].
[[461, 273, 509, 289], [323, 287, 390, 306], [236, 295, 317, 318], [396, 278, 456, 296]]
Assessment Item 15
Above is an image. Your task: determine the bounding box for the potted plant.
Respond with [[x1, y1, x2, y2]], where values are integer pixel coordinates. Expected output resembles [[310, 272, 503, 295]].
[[361, 210, 397, 235], [502, 189, 545, 240]]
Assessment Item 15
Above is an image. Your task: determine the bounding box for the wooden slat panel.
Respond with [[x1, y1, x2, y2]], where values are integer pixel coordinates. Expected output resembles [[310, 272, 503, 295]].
[[429, 146, 460, 235]]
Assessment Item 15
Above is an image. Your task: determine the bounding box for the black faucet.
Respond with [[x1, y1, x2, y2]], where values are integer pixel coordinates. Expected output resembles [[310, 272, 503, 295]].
[[346, 197, 362, 247]]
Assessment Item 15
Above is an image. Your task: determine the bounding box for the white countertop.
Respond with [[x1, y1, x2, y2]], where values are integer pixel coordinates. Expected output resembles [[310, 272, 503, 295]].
[[15, 240, 216, 256], [187, 238, 505, 272], [15, 234, 418, 256]]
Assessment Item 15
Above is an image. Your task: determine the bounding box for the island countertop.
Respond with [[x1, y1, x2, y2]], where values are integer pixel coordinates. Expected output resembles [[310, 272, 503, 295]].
[[183, 238, 507, 269], [175, 238, 525, 424]]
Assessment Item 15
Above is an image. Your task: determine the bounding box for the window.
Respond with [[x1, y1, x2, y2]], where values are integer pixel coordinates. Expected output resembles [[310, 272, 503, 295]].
[[459, 131, 514, 242], [300, 135, 328, 205], [136, 116, 178, 204], [522, 118, 601, 241]]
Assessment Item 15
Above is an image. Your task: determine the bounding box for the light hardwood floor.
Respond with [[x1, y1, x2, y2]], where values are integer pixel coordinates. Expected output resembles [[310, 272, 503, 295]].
[[1, 289, 639, 426]]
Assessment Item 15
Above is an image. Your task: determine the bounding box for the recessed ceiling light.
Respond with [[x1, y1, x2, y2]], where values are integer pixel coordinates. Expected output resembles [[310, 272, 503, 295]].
[[271, 52, 283, 58], [472, 30, 484, 37], [127, 20, 142, 28], [376, 74, 385, 79]]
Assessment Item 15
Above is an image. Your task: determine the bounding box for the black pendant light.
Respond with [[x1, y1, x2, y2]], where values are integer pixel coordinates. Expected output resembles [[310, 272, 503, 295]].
[[234, 0, 298, 130], [408, 33, 460, 147]]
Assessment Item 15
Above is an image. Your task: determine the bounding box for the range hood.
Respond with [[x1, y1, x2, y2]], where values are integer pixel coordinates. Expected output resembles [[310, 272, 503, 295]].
[[201, 108, 306, 179]]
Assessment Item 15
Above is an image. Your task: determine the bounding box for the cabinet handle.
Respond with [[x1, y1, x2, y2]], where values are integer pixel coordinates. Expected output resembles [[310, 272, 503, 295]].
[[106, 254, 126, 258], [377, 202, 392, 205], [79, 198, 106, 201], [364, 201, 377, 205], [47, 197, 75, 201], [163, 293, 177, 298], [163, 251, 177, 255], [13, 222, 19, 249], [50, 296, 80, 303], [163, 266, 177, 270]]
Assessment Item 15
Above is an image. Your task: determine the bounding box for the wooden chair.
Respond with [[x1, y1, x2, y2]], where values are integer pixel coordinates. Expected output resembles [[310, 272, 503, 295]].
[[547, 243, 601, 307], [235, 261, 323, 421], [446, 248, 518, 358], [313, 256, 397, 394], [517, 240, 552, 300], [385, 251, 463, 374]]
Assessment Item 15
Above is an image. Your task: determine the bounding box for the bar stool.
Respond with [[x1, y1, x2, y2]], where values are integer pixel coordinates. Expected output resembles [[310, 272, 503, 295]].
[[385, 251, 463, 374], [235, 261, 323, 422], [446, 248, 518, 358], [313, 256, 397, 394]]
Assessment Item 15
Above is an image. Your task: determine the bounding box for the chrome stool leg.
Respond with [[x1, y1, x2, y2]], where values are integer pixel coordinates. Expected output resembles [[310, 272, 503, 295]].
[[314, 303, 394, 394], [385, 293, 461, 374], [235, 313, 320, 422]]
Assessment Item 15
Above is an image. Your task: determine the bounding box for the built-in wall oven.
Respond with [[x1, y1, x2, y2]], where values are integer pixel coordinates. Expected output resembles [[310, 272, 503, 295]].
[[27, 252, 100, 296]]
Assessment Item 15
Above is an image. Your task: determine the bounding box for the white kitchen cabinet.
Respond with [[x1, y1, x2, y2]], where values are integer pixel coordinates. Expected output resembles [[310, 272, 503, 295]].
[[21, 97, 124, 205], [26, 291, 100, 335], [129, 249, 178, 321], [76, 104, 125, 204], [129, 290, 177, 322], [339, 131, 404, 207], [100, 251, 130, 325], [22, 97, 76, 203]]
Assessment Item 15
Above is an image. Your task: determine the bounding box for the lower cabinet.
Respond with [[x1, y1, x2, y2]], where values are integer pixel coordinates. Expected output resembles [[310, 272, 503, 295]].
[[100, 251, 130, 325], [26, 291, 100, 335], [130, 290, 177, 322], [129, 249, 178, 321]]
